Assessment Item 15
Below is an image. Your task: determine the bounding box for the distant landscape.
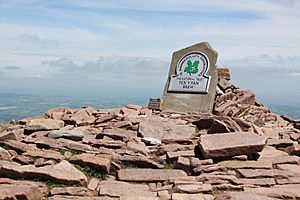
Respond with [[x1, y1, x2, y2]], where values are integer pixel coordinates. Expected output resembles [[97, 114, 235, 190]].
[[0, 93, 299, 124]]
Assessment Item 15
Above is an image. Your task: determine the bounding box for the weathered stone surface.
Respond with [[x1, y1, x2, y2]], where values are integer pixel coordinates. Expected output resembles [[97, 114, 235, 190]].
[[267, 138, 294, 147], [277, 164, 300, 176], [175, 183, 212, 193], [237, 168, 294, 178], [98, 181, 157, 198], [192, 115, 242, 134], [215, 192, 274, 200], [49, 196, 117, 200], [218, 68, 231, 80], [259, 146, 288, 159], [190, 158, 213, 167], [172, 193, 213, 200], [232, 178, 276, 186], [218, 160, 272, 169], [95, 113, 117, 124], [138, 116, 195, 140], [285, 144, 300, 156], [244, 184, 300, 199], [175, 157, 190, 172], [196, 173, 237, 182], [167, 150, 195, 159], [260, 155, 299, 165], [23, 150, 64, 161], [27, 118, 64, 130], [0, 131, 17, 141], [48, 130, 84, 141], [50, 186, 93, 196], [0, 183, 44, 200], [117, 168, 188, 182], [87, 178, 100, 191], [193, 164, 226, 175], [198, 132, 267, 158], [118, 155, 164, 169], [123, 141, 150, 156], [0, 147, 12, 160], [3, 140, 39, 153], [69, 153, 111, 173], [161, 42, 218, 113], [0, 160, 88, 185]]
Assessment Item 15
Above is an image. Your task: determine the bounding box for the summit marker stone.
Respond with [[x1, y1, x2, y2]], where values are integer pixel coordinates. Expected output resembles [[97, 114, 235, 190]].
[[161, 42, 218, 113]]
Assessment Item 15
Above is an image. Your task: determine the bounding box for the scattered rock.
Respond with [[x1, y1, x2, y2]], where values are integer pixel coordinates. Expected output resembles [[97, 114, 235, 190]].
[[138, 116, 195, 140], [117, 169, 188, 182], [48, 130, 84, 141], [0, 160, 88, 186], [69, 153, 111, 173], [27, 118, 64, 131], [198, 132, 267, 158]]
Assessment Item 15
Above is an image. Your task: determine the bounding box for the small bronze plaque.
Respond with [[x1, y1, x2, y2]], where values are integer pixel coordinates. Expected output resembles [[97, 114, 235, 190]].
[[148, 98, 161, 110]]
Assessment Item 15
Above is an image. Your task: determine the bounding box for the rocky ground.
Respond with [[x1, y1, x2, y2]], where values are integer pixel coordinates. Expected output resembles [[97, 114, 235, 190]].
[[0, 68, 299, 200]]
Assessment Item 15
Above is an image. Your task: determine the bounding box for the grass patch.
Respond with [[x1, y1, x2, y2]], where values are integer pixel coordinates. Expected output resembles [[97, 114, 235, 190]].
[[164, 162, 175, 169], [46, 181, 65, 190], [45, 180, 80, 190], [75, 165, 107, 180], [59, 149, 81, 156]]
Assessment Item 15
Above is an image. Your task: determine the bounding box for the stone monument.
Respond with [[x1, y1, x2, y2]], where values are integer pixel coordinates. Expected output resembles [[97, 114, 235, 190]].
[[161, 42, 218, 113]]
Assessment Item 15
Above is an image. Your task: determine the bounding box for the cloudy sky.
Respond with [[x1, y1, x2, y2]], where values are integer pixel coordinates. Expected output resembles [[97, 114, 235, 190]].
[[0, 0, 299, 104]]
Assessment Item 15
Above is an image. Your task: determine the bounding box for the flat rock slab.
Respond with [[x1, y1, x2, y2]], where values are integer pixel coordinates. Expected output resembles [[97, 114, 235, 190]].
[[27, 118, 64, 130], [172, 193, 214, 200], [0, 183, 44, 200], [117, 168, 188, 182], [232, 178, 276, 186], [198, 132, 267, 158], [48, 130, 84, 141], [237, 169, 295, 178], [0, 160, 87, 185], [69, 153, 111, 173], [138, 116, 195, 140], [244, 184, 300, 199], [215, 192, 274, 200], [175, 183, 212, 193], [98, 181, 156, 198], [218, 160, 272, 169]]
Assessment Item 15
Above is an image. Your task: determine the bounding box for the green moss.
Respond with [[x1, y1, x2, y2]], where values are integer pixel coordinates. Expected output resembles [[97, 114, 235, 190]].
[[75, 165, 107, 180], [59, 149, 81, 156], [164, 162, 175, 169], [45, 180, 80, 190]]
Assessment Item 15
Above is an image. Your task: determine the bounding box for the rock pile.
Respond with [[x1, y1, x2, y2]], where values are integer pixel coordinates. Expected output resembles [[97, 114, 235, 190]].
[[0, 68, 299, 199]]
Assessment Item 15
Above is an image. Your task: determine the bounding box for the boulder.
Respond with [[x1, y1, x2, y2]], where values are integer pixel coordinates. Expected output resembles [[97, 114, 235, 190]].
[[175, 183, 212, 193], [117, 169, 188, 182], [22, 150, 64, 161], [50, 186, 93, 196], [218, 160, 272, 169], [138, 116, 195, 140], [0, 160, 88, 185], [198, 132, 267, 158], [0, 131, 17, 141], [27, 118, 64, 130], [48, 130, 84, 141], [244, 184, 300, 199], [98, 181, 157, 198], [69, 153, 111, 173], [0, 183, 44, 200], [215, 192, 274, 200], [118, 155, 164, 169], [285, 144, 300, 156]]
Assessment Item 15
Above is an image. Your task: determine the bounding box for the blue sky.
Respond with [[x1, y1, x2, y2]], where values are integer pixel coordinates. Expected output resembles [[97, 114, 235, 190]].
[[0, 0, 299, 104]]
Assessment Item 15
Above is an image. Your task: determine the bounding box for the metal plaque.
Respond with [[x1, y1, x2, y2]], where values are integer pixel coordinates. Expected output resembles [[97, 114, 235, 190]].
[[168, 51, 210, 93]]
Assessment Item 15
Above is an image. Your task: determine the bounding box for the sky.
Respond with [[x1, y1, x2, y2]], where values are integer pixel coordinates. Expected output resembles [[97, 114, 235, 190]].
[[0, 0, 299, 105]]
